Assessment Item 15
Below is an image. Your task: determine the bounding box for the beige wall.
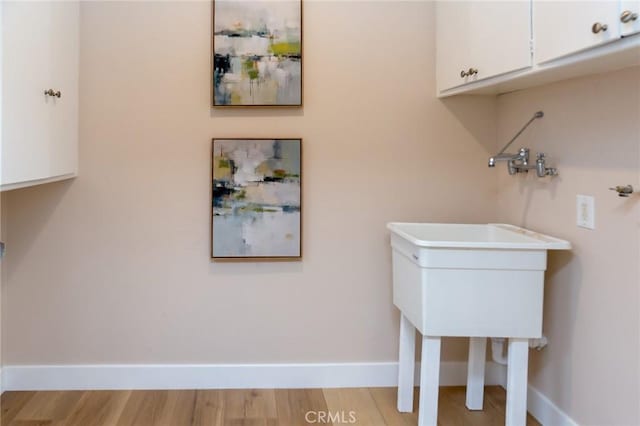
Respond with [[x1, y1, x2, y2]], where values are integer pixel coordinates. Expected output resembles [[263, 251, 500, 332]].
[[495, 67, 640, 425], [2, 3, 638, 424], [1, 1, 497, 365]]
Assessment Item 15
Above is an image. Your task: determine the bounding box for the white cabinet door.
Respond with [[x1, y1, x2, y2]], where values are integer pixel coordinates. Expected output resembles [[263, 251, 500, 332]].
[[437, 1, 531, 93], [468, 1, 532, 82], [48, 2, 79, 179], [534, 1, 620, 64], [436, 1, 471, 92], [620, 0, 640, 36], [2, 1, 55, 186], [1, 1, 78, 189]]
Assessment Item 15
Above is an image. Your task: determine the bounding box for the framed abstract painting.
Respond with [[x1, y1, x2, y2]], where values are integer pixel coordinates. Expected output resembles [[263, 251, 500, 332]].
[[212, 0, 303, 107], [211, 138, 302, 259]]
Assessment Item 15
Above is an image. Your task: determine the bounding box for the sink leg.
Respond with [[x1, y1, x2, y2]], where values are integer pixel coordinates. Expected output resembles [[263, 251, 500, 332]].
[[506, 338, 529, 426], [397, 314, 416, 412], [466, 337, 487, 410], [418, 335, 441, 426]]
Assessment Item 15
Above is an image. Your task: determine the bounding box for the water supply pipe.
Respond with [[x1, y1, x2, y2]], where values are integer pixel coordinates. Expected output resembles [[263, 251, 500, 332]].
[[491, 336, 550, 366]]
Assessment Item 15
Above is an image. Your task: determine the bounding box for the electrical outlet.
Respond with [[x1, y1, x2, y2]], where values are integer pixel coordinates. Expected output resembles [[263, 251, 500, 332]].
[[576, 195, 595, 230]]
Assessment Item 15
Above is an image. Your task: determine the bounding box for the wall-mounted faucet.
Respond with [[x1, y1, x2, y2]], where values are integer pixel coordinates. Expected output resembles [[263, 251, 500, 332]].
[[489, 147, 530, 174], [488, 111, 558, 177], [488, 111, 543, 167]]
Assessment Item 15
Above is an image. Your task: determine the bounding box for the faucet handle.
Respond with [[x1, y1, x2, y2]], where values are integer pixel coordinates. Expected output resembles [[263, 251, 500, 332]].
[[535, 152, 557, 177]]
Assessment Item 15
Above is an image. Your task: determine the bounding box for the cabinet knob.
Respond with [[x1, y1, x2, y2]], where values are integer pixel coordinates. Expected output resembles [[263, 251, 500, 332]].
[[44, 89, 62, 98], [591, 22, 608, 33], [620, 10, 639, 23], [460, 68, 478, 78]]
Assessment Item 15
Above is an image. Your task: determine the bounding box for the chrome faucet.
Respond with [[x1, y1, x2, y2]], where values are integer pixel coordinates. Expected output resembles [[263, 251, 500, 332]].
[[488, 111, 558, 177], [489, 147, 530, 173], [488, 111, 542, 167], [488, 153, 520, 167]]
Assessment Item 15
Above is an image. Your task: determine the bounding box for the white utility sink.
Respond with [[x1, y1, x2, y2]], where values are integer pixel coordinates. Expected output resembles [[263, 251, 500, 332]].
[[388, 222, 571, 249], [387, 223, 570, 426]]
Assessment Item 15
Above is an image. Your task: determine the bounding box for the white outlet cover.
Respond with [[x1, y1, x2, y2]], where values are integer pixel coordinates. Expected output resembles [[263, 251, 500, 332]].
[[576, 195, 595, 230]]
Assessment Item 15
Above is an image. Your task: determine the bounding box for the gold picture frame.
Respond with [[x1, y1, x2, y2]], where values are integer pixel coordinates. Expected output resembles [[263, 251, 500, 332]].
[[212, 0, 303, 107], [211, 138, 302, 260]]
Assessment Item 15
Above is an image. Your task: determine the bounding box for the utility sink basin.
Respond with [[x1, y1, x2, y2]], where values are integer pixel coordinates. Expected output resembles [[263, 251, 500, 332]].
[[388, 223, 571, 250], [387, 223, 571, 337]]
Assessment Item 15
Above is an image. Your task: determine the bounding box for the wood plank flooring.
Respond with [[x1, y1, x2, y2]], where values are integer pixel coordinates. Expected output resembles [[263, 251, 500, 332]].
[[1, 387, 540, 426]]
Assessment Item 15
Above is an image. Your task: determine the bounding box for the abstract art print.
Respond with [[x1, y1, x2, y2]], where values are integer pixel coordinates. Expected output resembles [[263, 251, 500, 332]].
[[213, 0, 302, 107], [212, 139, 302, 259]]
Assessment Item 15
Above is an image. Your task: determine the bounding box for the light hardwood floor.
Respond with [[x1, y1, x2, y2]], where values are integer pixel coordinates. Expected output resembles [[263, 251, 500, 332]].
[[1, 386, 540, 425]]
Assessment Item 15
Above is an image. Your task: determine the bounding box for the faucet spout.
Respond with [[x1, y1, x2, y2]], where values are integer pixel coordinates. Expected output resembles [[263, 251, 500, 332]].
[[488, 153, 519, 167]]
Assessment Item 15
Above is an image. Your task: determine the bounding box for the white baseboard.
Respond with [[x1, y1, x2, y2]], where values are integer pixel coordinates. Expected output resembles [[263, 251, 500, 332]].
[[2, 362, 577, 425], [2, 361, 505, 392], [527, 384, 579, 426], [494, 366, 578, 426]]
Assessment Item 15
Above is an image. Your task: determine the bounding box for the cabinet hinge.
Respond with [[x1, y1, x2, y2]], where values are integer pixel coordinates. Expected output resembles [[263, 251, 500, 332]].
[[529, 39, 534, 55]]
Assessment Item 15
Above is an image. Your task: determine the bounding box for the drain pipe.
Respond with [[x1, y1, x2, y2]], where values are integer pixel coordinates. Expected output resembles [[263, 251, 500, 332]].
[[491, 336, 549, 366], [491, 338, 508, 365]]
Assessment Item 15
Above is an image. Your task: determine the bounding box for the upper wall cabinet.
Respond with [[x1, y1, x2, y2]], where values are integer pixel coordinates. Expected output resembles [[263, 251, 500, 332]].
[[1, 1, 79, 192], [534, 1, 620, 63], [436, 0, 640, 97], [436, 1, 532, 92]]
